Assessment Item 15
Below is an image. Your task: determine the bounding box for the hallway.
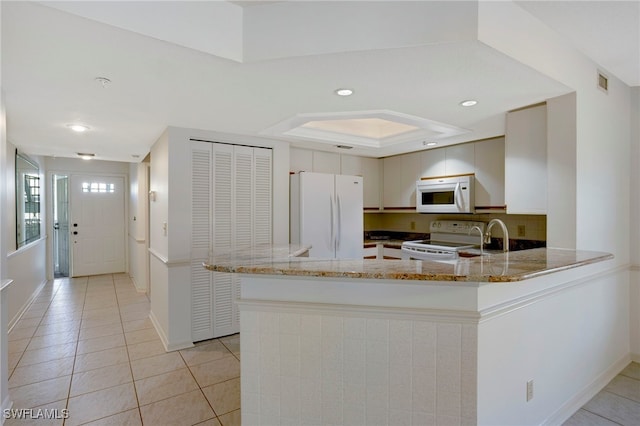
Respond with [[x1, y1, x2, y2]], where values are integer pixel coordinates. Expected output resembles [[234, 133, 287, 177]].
[[6, 274, 240, 425]]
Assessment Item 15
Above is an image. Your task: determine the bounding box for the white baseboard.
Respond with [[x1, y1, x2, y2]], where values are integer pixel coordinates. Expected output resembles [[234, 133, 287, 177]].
[[7, 279, 48, 333], [148, 310, 194, 353], [130, 276, 147, 295], [543, 353, 631, 425]]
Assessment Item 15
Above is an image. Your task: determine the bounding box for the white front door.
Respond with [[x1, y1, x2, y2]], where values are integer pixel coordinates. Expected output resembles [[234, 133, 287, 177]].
[[70, 175, 125, 277]]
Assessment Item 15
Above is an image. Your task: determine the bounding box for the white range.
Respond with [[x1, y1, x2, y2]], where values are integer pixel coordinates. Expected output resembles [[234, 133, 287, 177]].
[[401, 220, 485, 262]]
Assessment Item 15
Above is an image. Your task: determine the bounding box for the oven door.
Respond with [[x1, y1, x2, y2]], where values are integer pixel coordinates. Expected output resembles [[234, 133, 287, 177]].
[[400, 245, 458, 262], [416, 176, 474, 213]]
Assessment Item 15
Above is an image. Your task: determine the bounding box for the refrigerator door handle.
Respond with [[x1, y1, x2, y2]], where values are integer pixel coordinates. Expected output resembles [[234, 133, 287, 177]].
[[330, 195, 336, 251], [336, 195, 341, 251]]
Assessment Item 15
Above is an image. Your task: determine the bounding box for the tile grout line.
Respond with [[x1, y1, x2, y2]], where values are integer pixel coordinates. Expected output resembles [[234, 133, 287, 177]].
[[64, 275, 89, 426], [579, 406, 625, 425], [179, 349, 220, 424], [114, 273, 147, 426], [7, 274, 241, 426]]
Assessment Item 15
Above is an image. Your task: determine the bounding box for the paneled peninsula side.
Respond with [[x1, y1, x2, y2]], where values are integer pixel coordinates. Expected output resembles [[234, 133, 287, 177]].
[[204, 246, 620, 425]]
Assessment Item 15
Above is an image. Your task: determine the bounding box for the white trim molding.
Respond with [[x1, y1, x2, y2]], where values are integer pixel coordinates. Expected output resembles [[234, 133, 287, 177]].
[[148, 310, 194, 352], [7, 279, 47, 332], [147, 248, 190, 267]]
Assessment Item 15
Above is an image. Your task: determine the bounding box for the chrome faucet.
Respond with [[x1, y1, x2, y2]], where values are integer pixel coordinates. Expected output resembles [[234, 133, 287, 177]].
[[485, 219, 509, 252], [468, 225, 484, 255]]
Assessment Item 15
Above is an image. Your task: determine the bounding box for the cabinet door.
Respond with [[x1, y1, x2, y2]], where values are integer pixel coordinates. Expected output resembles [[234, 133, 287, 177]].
[[191, 142, 272, 340], [211, 144, 235, 338], [445, 143, 475, 175], [505, 104, 547, 214], [313, 151, 341, 174], [383, 246, 402, 259], [341, 154, 381, 209], [190, 141, 214, 342], [474, 137, 505, 208], [254, 148, 273, 245], [290, 147, 313, 173], [420, 148, 446, 178], [383, 152, 420, 209], [234, 145, 254, 250]]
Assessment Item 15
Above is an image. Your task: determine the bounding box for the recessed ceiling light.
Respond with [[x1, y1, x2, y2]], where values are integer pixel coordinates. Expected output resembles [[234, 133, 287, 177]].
[[459, 100, 478, 107], [77, 152, 95, 160], [335, 88, 354, 97], [426, 142, 438, 147], [67, 124, 89, 132]]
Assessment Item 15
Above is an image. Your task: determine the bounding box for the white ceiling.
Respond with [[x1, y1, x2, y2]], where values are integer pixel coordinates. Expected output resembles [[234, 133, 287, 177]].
[[2, 1, 638, 163]]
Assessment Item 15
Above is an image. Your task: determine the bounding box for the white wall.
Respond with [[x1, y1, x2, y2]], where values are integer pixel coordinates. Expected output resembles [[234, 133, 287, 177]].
[[128, 161, 148, 293], [478, 1, 631, 264], [0, 87, 12, 416], [6, 140, 47, 328], [477, 1, 634, 419], [148, 126, 290, 350], [478, 267, 629, 425], [149, 130, 169, 261], [631, 86, 640, 267], [629, 87, 640, 356]]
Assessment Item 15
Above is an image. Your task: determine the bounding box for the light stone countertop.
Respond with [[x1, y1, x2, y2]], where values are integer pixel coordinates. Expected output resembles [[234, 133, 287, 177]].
[[203, 244, 613, 283]]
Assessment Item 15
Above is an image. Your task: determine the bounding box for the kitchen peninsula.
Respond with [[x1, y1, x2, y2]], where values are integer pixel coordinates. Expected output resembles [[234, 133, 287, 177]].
[[204, 246, 618, 425]]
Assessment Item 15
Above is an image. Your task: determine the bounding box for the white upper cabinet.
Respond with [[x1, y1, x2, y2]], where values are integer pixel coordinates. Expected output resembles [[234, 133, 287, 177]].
[[445, 143, 475, 176], [474, 137, 505, 208], [505, 104, 547, 214], [383, 152, 420, 209], [419, 143, 475, 178], [290, 147, 313, 173], [312, 151, 341, 174], [420, 148, 445, 178], [341, 154, 381, 209]]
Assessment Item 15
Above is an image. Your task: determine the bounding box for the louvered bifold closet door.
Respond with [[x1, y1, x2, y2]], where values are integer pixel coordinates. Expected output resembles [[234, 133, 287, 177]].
[[190, 142, 273, 341], [190, 142, 214, 342], [212, 143, 235, 338], [254, 148, 273, 245], [232, 146, 254, 328]]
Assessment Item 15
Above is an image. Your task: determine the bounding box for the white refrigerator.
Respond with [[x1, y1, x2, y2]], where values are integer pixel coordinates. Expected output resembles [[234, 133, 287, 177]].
[[290, 172, 363, 259]]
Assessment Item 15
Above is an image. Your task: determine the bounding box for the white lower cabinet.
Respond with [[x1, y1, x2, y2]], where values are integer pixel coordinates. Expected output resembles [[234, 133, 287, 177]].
[[382, 245, 402, 259], [190, 141, 272, 341]]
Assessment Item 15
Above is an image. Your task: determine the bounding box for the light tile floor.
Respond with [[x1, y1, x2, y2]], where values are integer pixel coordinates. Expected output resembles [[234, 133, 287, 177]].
[[7, 274, 640, 426], [6, 274, 240, 426], [564, 361, 640, 426]]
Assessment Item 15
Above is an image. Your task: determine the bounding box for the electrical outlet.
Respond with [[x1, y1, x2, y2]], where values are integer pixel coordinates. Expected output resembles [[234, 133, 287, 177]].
[[518, 225, 526, 237], [411, 221, 416, 230], [526, 380, 534, 401]]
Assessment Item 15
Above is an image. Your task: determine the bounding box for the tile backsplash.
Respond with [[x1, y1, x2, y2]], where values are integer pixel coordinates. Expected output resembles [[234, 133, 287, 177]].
[[365, 213, 546, 241]]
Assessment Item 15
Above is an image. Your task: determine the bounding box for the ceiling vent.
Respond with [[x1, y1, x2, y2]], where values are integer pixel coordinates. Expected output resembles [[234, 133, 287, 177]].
[[598, 71, 608, 93]]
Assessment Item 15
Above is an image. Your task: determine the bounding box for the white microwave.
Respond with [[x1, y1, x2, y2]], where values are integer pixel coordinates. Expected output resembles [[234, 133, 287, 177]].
[[416, 174, 474, 213]]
